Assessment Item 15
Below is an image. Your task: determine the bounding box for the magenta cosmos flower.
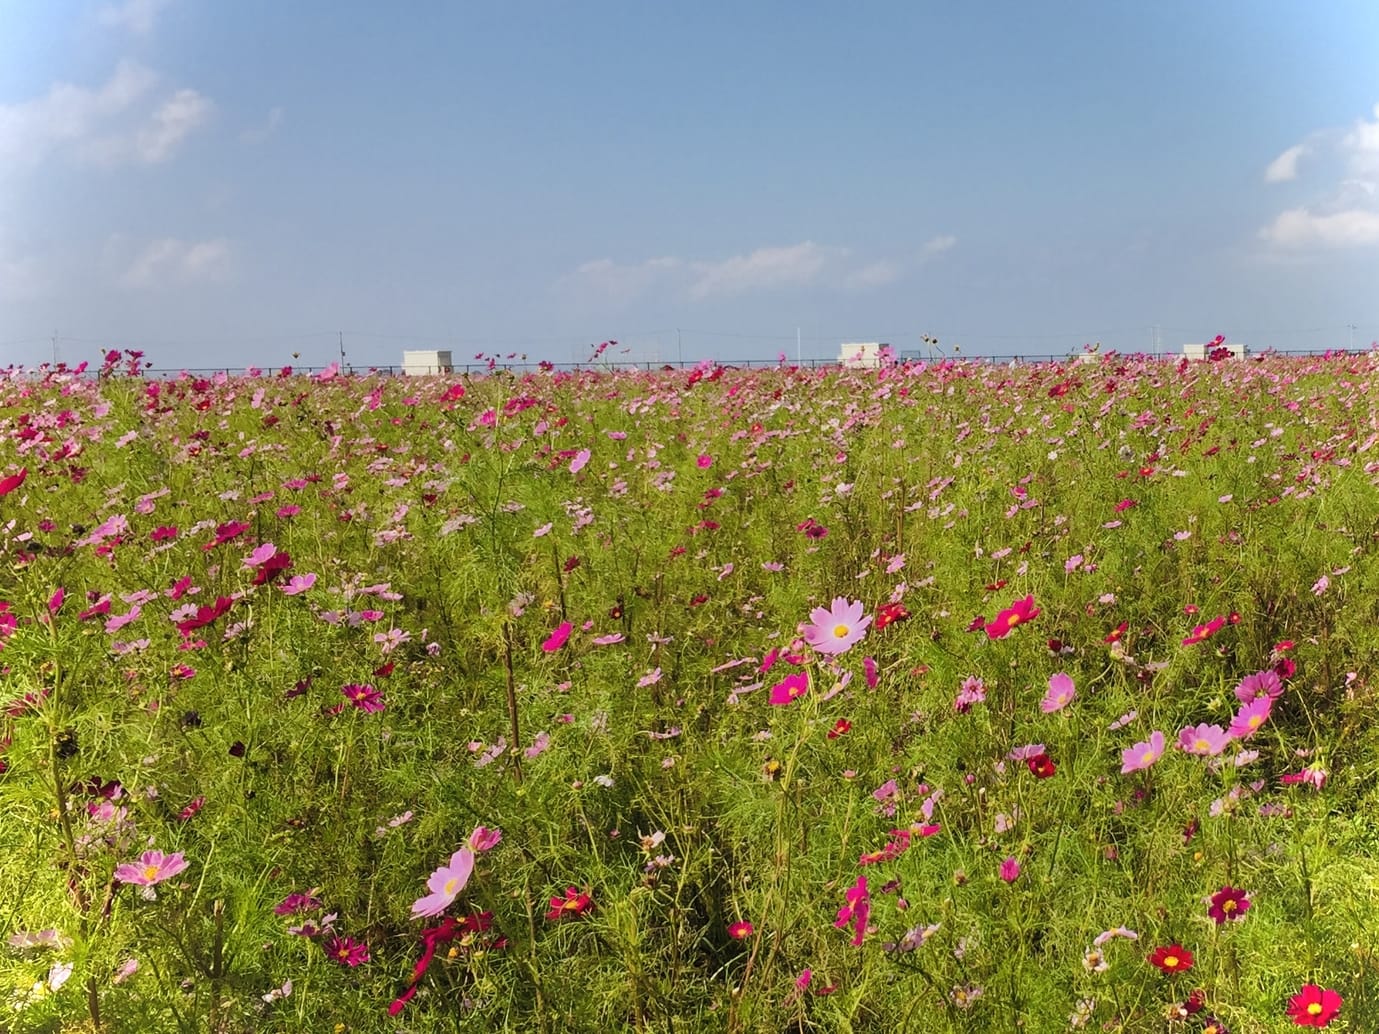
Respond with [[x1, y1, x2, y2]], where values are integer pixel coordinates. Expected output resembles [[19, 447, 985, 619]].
[[1208, 885, 1250, 924], [985, 595, 1040, 639], [1178, 723, 1231, 756], [341, 683, 385, 712], [114, 850, 189, 886], [768, 671, 809, 705], [834, 874, 870, 947], [542, 621, 572, 652], [1121, 730, 1166, 773], [802, 598, 871, 656], [411, 848, 476, 919]]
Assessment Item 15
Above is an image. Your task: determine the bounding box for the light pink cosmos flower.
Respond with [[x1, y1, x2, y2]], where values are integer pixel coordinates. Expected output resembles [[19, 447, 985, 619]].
[[802, 598, 871, 656], [411, 849, 475, 919], [1120, 730, 1165, 773], [569, 449, 591, 474], [114, 850, 189, 887], [1228, 697, 1272, 740], [1178, 723, 1231, 756], [1040, 672, 1075, 713], [280, 573, 316, 596], [999, 857, 1020, 883]]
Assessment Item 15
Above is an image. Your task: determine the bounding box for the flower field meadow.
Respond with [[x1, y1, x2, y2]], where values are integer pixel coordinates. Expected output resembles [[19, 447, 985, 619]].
[[2, 349, 1378, 1033]]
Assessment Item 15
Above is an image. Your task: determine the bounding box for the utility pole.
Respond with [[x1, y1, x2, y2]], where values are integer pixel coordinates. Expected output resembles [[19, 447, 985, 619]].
[[1347, 323, 1357, 351], [51, 330, 58, 366], [338, 330, 346, 370]]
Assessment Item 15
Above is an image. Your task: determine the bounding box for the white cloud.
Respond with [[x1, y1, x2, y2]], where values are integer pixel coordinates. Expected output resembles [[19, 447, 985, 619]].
[[1260, 103, 1379, 250], [688, 241, 838, 299], [922, 234, 957, 255], [241, 106, 285, 144], [133, 89, 212, 162], [1264, 144, 1307, 183], [560, 241, 902, 305], [0, 59, 156, 168], [118, 237, 231, 289], [1258, 207, 1379, 249], [98, 0, 174, 35], [841, 260, 900, 291]]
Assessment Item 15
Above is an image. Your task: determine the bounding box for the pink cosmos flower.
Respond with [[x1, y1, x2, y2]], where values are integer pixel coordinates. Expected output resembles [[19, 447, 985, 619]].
[[985, 595, 1040, 639], [768, 671, 809, 705], [1121, 730, 1166, 773], [834, 874, 870, 947], [114, 850, 189, 887], [1178, 723, 1231, 756], [1181, 616, 1226, 646], [801, 597, 871, 656], [696, 454, 713, 469], [468, 826, 502, 852], [863, 656, 878, 690], [569, 449, 591, 474], [999, 857, 1020, 883], [542, 621, 572, 652], [1234, 669, 1283, 703], [280, 573, 316, 595], [411, 849, 475, 919], [1228, 697, 1272, 740], [1041, 672, 1075, 713], [1207, 885, 1250, 924]]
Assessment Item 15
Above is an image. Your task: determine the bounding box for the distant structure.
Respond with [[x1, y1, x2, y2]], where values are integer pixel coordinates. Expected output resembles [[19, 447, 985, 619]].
[[838, 342, 889, 368], [1182, 341, 1248, 361], [401, 350, 454, 375]]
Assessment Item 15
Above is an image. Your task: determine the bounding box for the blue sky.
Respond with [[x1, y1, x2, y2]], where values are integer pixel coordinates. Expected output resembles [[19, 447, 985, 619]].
[[2, 2, 1378, 370]]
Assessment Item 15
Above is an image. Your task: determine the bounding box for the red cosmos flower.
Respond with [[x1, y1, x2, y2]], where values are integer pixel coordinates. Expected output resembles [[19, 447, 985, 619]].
[[546, 887, 593, 921], [1105, 621, 1129, 643], [1148, 944, 1194, 974], [984, 579, 1008, 592], [827, 718, 852, 739], [1208, 886, 1250, 924], [874, 602, 909, 629], [985, 595, 1040, 639], [0, 468, 27, 498], [1182, 616, 1226, 646], [1287, 984, 1342, 1027], [727, 921, 754, 939], [966, 615, 987, 633], [1027, 753, 1056, 778], [1114, 498, 1138, 513]]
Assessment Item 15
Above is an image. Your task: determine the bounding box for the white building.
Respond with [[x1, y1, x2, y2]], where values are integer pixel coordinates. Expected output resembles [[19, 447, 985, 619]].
[[1182, 342, 1247, 361], [401, 350, 454, 375], [838, 342, 888, 368]]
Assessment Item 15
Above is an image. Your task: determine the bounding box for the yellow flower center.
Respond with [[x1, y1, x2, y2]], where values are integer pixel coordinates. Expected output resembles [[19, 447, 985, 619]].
[[1249, 715, 1262, 728], [1308, 1003, 1323, 1015], [1222, 899, 1237, 913], [443, 877, 458, 896], [1005, 612, 1020, 628], [1141, 751, 1156, 763], [143, 865, 159, 881], [1194, 738, 1210, 751], [833, 623, 850, 638], [1164, 955, 1178, 968]]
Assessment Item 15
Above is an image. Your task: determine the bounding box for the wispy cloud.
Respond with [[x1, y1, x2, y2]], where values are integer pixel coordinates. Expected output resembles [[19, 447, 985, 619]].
[[922, 234, 957, 256], [240, 106, 285, 145], [1264, 144, 1307, 183], [560, 241, 902, 307], [1260, 102, 1379, 250], [687, 241, 838, 299], [98, 0, 174, 36], [117, 237, 232, 289]]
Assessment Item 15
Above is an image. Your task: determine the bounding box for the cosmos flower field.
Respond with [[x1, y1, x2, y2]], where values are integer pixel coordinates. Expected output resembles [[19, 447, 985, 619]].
[[1, 350, 1377, 1032]]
